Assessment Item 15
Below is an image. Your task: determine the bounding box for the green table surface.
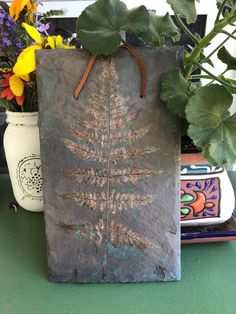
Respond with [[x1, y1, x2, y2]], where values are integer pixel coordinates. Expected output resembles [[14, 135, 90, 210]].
[[1, 179, 236, 314]]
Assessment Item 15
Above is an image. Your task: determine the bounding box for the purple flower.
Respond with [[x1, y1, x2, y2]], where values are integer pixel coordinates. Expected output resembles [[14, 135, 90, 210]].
[[2, 37, 12, 46], [0, 9, 24, 59], [16, 41, 23, 49], [37, 22, 50, 33]]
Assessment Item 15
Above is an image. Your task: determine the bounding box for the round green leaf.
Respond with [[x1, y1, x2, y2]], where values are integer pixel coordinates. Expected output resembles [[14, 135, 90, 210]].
[[76, 0, 149, 55], [186, 84, 236, 165], [122, 6, 149, 34], [161, 69, 190, 118], [139, 12, 180, 46], [167, 0, 197, 24]]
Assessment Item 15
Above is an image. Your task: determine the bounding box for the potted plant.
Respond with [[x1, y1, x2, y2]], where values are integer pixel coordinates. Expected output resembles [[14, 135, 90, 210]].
[[0, 0, 75, 212], [72, 0, 236, 227]]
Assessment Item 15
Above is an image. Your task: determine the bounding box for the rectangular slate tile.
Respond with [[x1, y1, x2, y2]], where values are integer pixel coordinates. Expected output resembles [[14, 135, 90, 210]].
[[36, 47, 181, 282]]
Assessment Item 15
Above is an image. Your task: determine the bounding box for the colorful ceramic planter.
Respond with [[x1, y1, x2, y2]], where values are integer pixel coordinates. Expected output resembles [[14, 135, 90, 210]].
[[181, 154, 235, 226]]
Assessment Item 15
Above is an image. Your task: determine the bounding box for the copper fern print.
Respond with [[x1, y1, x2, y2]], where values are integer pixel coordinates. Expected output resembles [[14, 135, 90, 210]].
[[60, 220, 104, 248], [61, 219, 150, 250], [61, 58, 157, 258]]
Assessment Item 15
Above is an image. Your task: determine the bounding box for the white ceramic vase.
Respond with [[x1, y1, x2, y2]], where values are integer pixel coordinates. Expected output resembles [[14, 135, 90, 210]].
[[3, 111, 43, 212]]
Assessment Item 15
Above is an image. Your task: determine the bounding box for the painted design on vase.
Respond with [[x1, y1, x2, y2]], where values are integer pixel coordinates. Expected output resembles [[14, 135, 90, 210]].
[[16, 154, 43, 201], [59, 59, 156, 276], [181, 178, 221, 220], [181, 164, 224, 175]]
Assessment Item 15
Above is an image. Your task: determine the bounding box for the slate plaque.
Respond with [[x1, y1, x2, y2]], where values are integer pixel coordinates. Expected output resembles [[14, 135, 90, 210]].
[[36, 47, 181, 283]]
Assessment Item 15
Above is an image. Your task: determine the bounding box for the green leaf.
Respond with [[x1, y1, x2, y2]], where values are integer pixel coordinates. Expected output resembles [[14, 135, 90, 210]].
[[161, 69, 191, 118], [167, 0, 197, 24], [76, 0, 149, 55], [186, 84, 236, 165], [139, 12, 180, 46], [217, 46, 236, 71]]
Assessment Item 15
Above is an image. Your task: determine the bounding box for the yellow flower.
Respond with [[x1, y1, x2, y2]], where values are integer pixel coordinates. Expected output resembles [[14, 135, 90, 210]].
[[13, 23, 75, 76], [9, 73, 29, 96], [10, 0, 37, 22]]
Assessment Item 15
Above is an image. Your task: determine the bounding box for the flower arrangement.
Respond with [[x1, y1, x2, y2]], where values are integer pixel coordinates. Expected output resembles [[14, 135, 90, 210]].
[[0, 0, 74, 112], [1, 0, 236, 166]]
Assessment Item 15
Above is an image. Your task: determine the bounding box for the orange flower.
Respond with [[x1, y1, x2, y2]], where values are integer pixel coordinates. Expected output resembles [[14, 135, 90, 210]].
[[0, 74, 26, 106], [10, 0, 37, 23]]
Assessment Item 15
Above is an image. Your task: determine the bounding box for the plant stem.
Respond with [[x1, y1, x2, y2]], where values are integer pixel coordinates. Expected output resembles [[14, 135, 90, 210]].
[[205, 68, 228, 86], [184, 16, 236, 79], [194, 61, 235, 88], [231, 3, 236, 15], [215, 0, 227, 23], [190, 74, 212, 80], [201, 29, 236, 64], [221, 30, 236, 40], [174, 13, 200, 44]]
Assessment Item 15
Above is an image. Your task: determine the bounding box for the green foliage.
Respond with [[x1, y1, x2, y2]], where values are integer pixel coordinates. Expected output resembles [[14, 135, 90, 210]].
[[139, 12, 180, 46], [217, 0, 236, 17], [166, 0, 197, 24], [40, 10, 64, 19], [74, 0, 236, 165], [186, 85, 236, 165], [76, 0, 149, 55], [161, 69, 191, 118], [217, 46, 236, 71]]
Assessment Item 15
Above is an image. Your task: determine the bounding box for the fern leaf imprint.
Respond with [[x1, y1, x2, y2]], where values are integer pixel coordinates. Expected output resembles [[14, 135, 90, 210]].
[[65, 167, 157, 187], [60, 219, 104, 247], [110, 220, 150, 249], [62, 190, 154, 213]]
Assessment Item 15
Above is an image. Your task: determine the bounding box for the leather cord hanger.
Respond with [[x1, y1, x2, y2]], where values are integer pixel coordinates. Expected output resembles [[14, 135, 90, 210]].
[[73, 43, 147, 99]]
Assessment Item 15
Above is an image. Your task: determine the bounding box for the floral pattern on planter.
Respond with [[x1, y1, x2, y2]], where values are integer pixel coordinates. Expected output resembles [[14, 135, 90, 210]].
[[181, 177, 220, 221], [4, 111, 43, 212], [16, 154, 43, 201], [181, 163, 235, 226]]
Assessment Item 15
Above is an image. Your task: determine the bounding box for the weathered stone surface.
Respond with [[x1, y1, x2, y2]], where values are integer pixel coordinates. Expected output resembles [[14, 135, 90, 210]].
[[36, 47, 181, 283]]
